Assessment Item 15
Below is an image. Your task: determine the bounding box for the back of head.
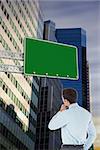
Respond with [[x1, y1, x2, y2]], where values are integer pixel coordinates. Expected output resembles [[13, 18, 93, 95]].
[[63, 88, 77, 104]]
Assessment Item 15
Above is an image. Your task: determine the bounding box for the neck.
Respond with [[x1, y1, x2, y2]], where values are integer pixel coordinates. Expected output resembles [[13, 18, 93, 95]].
[[69, 103, 77, 108]]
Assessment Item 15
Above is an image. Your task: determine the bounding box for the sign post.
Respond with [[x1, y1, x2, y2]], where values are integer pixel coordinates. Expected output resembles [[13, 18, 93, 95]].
[[24, 37, 79, 80]]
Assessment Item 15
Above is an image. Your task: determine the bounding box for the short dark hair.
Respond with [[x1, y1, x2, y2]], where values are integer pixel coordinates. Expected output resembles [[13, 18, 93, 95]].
[[63, 88, 77, 104]]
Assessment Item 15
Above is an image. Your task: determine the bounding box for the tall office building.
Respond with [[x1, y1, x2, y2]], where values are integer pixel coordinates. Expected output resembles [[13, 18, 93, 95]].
[[35, 20, 62, 150], [56, 29, 93, 150], [0, 0, 43, 150], [43, 20, 57, 42], [86, 61, 90, 111], [56, 28, 90, 110]]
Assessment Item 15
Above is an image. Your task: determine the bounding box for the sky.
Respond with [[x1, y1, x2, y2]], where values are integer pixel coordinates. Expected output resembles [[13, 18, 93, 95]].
[[39, 0, 100, 117]]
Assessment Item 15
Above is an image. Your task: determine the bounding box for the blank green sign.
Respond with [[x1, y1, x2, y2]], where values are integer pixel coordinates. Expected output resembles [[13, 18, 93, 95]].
[[24, 38, 79, 80]]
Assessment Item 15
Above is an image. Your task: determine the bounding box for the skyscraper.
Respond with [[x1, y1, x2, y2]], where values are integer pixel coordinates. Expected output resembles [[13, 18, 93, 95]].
[[43, 20, 57, 42], [56, 28, 90, 110], [0, 0, 43, 150], [35, 20, 62, 150], [86, 61, 91, 111]]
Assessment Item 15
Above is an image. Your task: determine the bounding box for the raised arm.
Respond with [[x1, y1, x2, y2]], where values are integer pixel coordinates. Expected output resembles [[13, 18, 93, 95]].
[[48, 110, 68, 130]]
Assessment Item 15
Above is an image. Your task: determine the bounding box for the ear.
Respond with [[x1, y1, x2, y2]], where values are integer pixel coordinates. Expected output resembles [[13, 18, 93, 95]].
[[64, 99, 68, 102]]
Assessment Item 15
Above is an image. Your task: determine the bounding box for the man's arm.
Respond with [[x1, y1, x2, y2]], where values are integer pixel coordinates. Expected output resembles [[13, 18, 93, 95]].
[[48, 110, 68, 130], [84, 116, 96, 150], [48, 104, 69, 130]]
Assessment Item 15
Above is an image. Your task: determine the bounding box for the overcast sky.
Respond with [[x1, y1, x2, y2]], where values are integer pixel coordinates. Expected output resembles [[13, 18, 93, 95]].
[[39, 0, 100, 116]]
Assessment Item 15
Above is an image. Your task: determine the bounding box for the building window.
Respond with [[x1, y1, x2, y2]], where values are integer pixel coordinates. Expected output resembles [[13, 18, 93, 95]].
[[2, 84, 5, 90]]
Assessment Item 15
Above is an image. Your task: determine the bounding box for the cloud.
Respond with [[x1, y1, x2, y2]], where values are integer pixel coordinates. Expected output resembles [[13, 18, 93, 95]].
[[40, 0, 100, 117], [40, 1, 100, 18], [40, 0, 100, 52]]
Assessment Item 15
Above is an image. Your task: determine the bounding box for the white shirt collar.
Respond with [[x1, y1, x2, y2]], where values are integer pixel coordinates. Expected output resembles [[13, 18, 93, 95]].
[[69, 103, 78, 109]]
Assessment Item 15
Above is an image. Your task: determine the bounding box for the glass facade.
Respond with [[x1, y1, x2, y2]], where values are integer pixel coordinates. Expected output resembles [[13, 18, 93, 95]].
[[35, 78, 63, 150], [35, 20, 63, 150], [56, 28, 90, 109], [0, 0, 44, 150], [43, 20, 57, 42]]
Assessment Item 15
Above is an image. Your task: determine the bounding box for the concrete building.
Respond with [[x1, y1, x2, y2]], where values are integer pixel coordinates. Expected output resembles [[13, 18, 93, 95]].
[[35, 20, 63, 150], [0, 0, 43, 150]]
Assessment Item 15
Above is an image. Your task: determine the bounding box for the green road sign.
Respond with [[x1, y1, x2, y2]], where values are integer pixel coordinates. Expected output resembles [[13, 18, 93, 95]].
[[24, 37, 79, 80]]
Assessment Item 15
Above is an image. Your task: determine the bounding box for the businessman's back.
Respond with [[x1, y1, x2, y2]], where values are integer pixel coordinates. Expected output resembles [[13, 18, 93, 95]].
[[48, 88, 96, 150]]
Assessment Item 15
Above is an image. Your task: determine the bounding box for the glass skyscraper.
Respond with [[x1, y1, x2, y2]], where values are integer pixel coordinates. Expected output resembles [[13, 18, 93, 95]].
[[56, 28, 93, 150], [35, 20, 62, 150], [0, 0, 43, 150], [56, 28, 90, 110]]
